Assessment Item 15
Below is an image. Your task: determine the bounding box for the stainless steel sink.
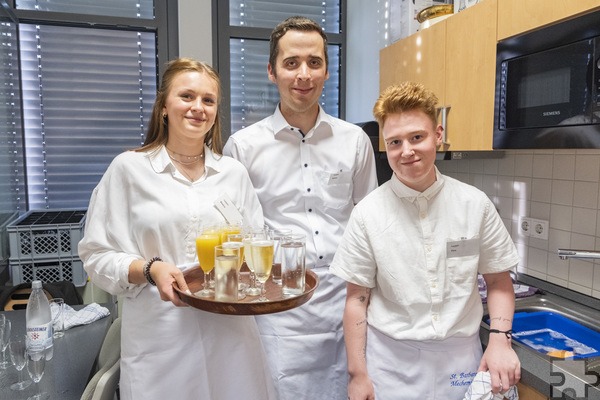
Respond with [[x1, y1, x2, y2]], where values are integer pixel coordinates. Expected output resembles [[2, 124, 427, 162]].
[[482, 292, 600, 358], [480, 280, 600, 398], [512, 294, 600, 333]]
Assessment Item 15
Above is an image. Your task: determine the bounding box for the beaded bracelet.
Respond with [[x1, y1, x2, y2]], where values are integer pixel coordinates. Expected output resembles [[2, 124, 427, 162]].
[[143, 256, 162, 286], [489, 329, 513, 339]]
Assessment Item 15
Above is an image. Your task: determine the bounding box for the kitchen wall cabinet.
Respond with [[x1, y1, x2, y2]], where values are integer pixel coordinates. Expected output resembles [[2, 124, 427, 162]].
[[444, 0, 496, 151], [379, 0, 496, 151], [379, 21, 446, 150], [516, 382, 548, 400], [497, 0, 600, 40]]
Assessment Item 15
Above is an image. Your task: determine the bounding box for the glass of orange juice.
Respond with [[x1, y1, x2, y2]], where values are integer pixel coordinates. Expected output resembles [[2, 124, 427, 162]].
[[195, 226, 221, 297], [219, 223, 242, 244]]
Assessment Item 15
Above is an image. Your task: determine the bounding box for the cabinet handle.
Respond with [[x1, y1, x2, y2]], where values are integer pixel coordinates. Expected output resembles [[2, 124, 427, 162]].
[[438, 106, 451, 146]]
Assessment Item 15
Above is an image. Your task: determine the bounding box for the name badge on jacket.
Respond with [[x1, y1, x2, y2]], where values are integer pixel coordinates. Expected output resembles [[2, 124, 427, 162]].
[[446, 237, 479, 258]]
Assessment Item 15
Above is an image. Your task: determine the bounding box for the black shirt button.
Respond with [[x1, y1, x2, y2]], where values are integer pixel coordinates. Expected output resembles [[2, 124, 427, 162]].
[[307, 188, 311, 192], [315, 231, 319, 235], [308, 208, 312, 212], [304, 163, 308, 167], [319, 256, 323, 259]]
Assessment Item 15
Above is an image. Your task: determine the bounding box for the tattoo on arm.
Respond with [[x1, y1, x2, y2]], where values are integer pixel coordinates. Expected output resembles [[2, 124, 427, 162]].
[[357, 288, 371, 303], [490, 316, 513, 323]]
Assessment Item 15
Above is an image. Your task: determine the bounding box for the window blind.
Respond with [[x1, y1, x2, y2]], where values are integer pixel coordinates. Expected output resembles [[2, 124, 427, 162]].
[[0, 15, 25, 216], [16, 0, 154, 19], [224, 0, 343, 134], [19, 24, 157, 209], [229, 0, 340, 32]]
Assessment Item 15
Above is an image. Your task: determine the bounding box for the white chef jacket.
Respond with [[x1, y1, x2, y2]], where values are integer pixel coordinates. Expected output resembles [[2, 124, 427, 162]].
[[330, 169, 519, 398], [78, 146, 276, 400], [224, 105, 378, 400], [330, 168, 520, 340]]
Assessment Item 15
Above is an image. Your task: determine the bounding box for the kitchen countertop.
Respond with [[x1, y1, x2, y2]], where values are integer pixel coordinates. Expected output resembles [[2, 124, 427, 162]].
[[480, 274, 600, 400]]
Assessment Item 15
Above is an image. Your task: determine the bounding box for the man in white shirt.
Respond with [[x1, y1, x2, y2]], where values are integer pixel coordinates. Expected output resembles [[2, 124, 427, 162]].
[[330, 82, 521, 400], [223, 16, 378, 400]]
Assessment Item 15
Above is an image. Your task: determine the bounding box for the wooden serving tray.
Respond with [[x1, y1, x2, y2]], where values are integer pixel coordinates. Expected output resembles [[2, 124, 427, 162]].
[[173, 265, 319, 315]]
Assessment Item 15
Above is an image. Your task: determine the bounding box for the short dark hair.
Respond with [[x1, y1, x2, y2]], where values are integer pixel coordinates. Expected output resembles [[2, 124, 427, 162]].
[[269, 16, 328, 77]]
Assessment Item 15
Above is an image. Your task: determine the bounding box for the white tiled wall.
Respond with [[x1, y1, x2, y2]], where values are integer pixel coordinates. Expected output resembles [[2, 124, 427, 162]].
[[436, 149, 600, 299]]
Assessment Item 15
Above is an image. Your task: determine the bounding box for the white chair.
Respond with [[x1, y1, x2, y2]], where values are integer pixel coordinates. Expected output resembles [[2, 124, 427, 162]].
[[81, 317, 121, 400]]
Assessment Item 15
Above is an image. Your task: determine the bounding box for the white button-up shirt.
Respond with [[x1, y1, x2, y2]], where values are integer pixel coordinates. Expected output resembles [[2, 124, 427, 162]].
[[224, 105, 378, 267], [224, 105, 378, 400], [330, 169, 519, 341], [79, 146, 264, 296], [78, 146, 275, 400]]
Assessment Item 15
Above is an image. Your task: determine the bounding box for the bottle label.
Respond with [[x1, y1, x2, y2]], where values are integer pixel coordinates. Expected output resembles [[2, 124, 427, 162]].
[[27, 323, 53, 352]]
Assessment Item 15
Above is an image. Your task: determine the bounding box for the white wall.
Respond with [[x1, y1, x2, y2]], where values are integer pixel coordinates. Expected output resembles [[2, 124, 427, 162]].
[[437, 150, 600, 300], [178, 0, 213, 64]]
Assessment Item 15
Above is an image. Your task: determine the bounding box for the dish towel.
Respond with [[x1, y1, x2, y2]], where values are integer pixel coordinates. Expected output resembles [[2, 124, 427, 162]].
[[463, 371, 519, 400], [51, 302, 111, 330]]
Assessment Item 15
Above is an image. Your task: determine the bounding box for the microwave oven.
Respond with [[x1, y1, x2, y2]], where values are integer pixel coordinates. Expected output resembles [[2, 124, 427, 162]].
[[493, 9, 600, 149]]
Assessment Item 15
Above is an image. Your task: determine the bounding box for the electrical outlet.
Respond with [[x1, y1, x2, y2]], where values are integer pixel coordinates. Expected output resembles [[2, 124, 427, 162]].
[[519, 216, 531, 237], [531, 218, 549, 240]]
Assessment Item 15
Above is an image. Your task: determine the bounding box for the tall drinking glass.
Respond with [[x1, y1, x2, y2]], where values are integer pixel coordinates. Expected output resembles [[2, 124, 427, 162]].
[[26, 350, 46, 400], [9, 335, 32, 390], [214, 245, 240, 302], [281, 233, 307, 297], [0, 318, 11, 369], [269, 228, 292, 285], [50, 298, 65, 339], [225, 236, 247, 297], [195, 227, 221, 297], [251, 239, 274, 302]]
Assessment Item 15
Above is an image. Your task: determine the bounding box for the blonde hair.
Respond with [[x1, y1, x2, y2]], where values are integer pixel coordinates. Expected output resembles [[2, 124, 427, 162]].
[[373, 82, 438, 128], [137, 58, 223, 155]]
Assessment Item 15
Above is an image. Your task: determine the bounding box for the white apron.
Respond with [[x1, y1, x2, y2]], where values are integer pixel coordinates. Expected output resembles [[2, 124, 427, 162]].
[[367, 326, 483, 400], [255, 267, 348, 400], [119, 285, 276, 400]]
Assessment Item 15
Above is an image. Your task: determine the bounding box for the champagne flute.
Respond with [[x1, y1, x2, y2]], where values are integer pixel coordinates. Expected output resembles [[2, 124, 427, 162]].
[[195, 227, 221, 298], [0, 318, 11, 369], [9, 335, 32, 390], [243, 229, 266, 296], [26, 350, 46, 400], [250, 238, 274, 302]]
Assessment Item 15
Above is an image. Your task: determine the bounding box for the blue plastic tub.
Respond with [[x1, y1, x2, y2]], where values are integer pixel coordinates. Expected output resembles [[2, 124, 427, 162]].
[[509, 311, 600, 359]]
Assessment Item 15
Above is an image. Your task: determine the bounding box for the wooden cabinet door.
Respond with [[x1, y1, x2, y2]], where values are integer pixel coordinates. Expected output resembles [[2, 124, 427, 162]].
[[380, 21, 446, 97], [444, 0, 497, 151], [497, 0, 600, 40], [516, 382, 548, 400], [379, 22, 446, 150]]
